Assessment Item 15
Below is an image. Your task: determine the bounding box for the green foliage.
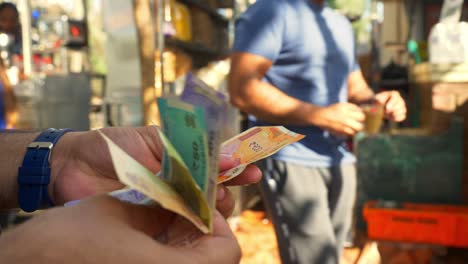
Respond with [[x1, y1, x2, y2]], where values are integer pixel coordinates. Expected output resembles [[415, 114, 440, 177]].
[[327, 0, 366, 18], [327, 0, 371, 48]]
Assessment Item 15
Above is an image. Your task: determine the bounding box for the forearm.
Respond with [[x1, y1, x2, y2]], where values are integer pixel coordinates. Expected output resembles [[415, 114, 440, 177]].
[[229, 78, 321, 126], [347, 70, 375, 104], [0, 131, 40, 209], [349, 88, 374, 104]]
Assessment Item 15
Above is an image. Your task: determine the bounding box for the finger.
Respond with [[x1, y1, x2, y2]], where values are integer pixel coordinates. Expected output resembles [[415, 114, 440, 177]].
[[344, 118, 364, 132], [384, 98, 401, 113], [188, 211, 241, 263], [212, 210, 238, 240], [384, 102, 406, 120], [343, 126, 358, 136], [381, 92, 404, 110], [345, 103, 365, 112], [374, 92, 391, 105], [99, 127, 163, 174], [223, 164, 262, 186], [389, 100, 406, 112], [136, 126, 164, 161], [216, 186, 235, 218], [345, 105, 366, 121], [330, 126, 356, 137], [393, 115, 406, 122], [349, 110, 366, 122], [329, 123, 356, 137], [390, 106, 407, 116], [390, 111, 407, 122], [219, 155, 237, 171], [81, 195, 175, 237]]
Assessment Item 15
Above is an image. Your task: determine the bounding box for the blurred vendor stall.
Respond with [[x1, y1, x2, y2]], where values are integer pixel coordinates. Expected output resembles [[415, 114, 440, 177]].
[[3, 0, 90, 130]]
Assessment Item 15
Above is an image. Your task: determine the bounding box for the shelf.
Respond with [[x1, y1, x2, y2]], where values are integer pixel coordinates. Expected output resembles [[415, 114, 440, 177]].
[[32, 47, 61, 54], [177, 0, 229, 23], [165, 36, 228, 58]]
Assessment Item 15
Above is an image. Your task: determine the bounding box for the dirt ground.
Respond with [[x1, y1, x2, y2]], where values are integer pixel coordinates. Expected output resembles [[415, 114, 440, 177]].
[[231, 210, 468, 264]]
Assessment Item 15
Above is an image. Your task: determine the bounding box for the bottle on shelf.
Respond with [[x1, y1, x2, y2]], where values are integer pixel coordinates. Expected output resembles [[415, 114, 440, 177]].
[[172, 1, 192, 42]]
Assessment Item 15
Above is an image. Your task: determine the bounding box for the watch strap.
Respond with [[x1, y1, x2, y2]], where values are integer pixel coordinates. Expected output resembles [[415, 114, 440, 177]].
[[18, 128, 73, 212]]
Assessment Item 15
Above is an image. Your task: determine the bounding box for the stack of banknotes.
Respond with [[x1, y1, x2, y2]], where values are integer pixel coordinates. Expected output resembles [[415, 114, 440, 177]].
[[102, 74, 305, 234]]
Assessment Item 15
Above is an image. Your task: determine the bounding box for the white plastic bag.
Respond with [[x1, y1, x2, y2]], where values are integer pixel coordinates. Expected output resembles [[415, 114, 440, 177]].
[[429, 22, 468, 64]]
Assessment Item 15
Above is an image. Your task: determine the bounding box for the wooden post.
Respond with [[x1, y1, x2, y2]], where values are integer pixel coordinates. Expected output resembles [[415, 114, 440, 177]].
[[133, 0, 161, 125]]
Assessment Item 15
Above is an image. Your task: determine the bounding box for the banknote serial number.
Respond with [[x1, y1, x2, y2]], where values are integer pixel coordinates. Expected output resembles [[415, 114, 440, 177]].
[[185, 114, 196, 128], [192, 141, 200, 170], [249, 141, 263, 152]]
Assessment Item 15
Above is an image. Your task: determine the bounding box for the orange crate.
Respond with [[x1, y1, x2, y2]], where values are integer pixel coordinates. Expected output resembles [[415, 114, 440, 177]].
[[363, 201, 468, 248]]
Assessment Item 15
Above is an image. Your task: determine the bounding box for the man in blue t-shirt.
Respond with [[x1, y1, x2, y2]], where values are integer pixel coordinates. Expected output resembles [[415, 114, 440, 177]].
[[229, 0, 407, 263]]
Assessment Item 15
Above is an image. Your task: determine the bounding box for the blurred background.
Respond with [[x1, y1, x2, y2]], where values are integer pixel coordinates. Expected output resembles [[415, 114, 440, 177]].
[[0, 0, 467, 263]]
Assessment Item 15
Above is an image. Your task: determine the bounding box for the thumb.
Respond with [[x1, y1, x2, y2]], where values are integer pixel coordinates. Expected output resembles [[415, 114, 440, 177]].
[[187, 210, 241, 263], [80, 195, 175, 237], [344, 102, 364, 111], [211, 210, 238, 239], [219, 154, 237, 171], [374, 92, 391, 105]]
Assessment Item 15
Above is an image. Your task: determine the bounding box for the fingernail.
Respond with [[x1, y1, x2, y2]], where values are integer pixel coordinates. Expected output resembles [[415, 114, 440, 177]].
[[216, 186, 226, 201]]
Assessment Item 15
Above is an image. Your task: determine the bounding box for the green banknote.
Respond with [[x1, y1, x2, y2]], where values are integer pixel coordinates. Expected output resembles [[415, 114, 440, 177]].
[[158, 97, 210, 193], [156, 128, 211, 230], [158, 97, 212, 230]]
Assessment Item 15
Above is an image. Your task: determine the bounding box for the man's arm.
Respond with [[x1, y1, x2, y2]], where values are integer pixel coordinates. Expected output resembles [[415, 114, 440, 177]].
[[229, 52, 365, 136], [347, 70, 375, 104], [0, 195, 242, 264], [229, 52, 319, 126], [0, 131, 39, 209], [0, 127, 262, 212]]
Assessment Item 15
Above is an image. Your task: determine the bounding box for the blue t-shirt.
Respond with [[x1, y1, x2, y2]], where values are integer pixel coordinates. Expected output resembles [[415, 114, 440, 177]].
[[233, 0, 358, 167]]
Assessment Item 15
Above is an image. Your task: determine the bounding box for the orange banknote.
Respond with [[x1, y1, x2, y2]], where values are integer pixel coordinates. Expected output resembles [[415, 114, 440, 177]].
[[218, 126, 305, 183]]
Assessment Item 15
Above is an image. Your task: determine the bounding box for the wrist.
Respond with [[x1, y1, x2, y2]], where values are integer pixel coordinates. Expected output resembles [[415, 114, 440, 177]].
[[17, 129, 73, 212], [306, 104, 327, 128], [48, 131, 78, 205]]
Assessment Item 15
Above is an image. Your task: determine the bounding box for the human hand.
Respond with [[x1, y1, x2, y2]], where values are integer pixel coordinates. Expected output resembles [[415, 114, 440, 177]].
[[311, 103, 365, 136], [50, 127, 161, 205], [216, 158, 261, 218], [374, 91, 407, 122], [0, 195, 241, 264], [50, 126, 262, 216]]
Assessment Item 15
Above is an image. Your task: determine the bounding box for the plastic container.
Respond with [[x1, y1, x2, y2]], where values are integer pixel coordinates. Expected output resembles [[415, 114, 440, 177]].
[[363, 201, 468, 248]]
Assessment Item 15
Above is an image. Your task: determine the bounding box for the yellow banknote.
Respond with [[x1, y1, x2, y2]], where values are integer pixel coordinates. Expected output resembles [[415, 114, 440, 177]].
[[99, 131, 209, 234], [218, 126, 305, 183]]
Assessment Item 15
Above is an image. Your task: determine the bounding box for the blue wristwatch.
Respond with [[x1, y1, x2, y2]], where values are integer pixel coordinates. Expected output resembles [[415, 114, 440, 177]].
[[18, 128, 73, 212]]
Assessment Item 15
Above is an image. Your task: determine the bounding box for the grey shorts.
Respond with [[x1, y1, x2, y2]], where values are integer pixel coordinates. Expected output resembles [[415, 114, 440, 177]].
[[258, 158, 357, 264]]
